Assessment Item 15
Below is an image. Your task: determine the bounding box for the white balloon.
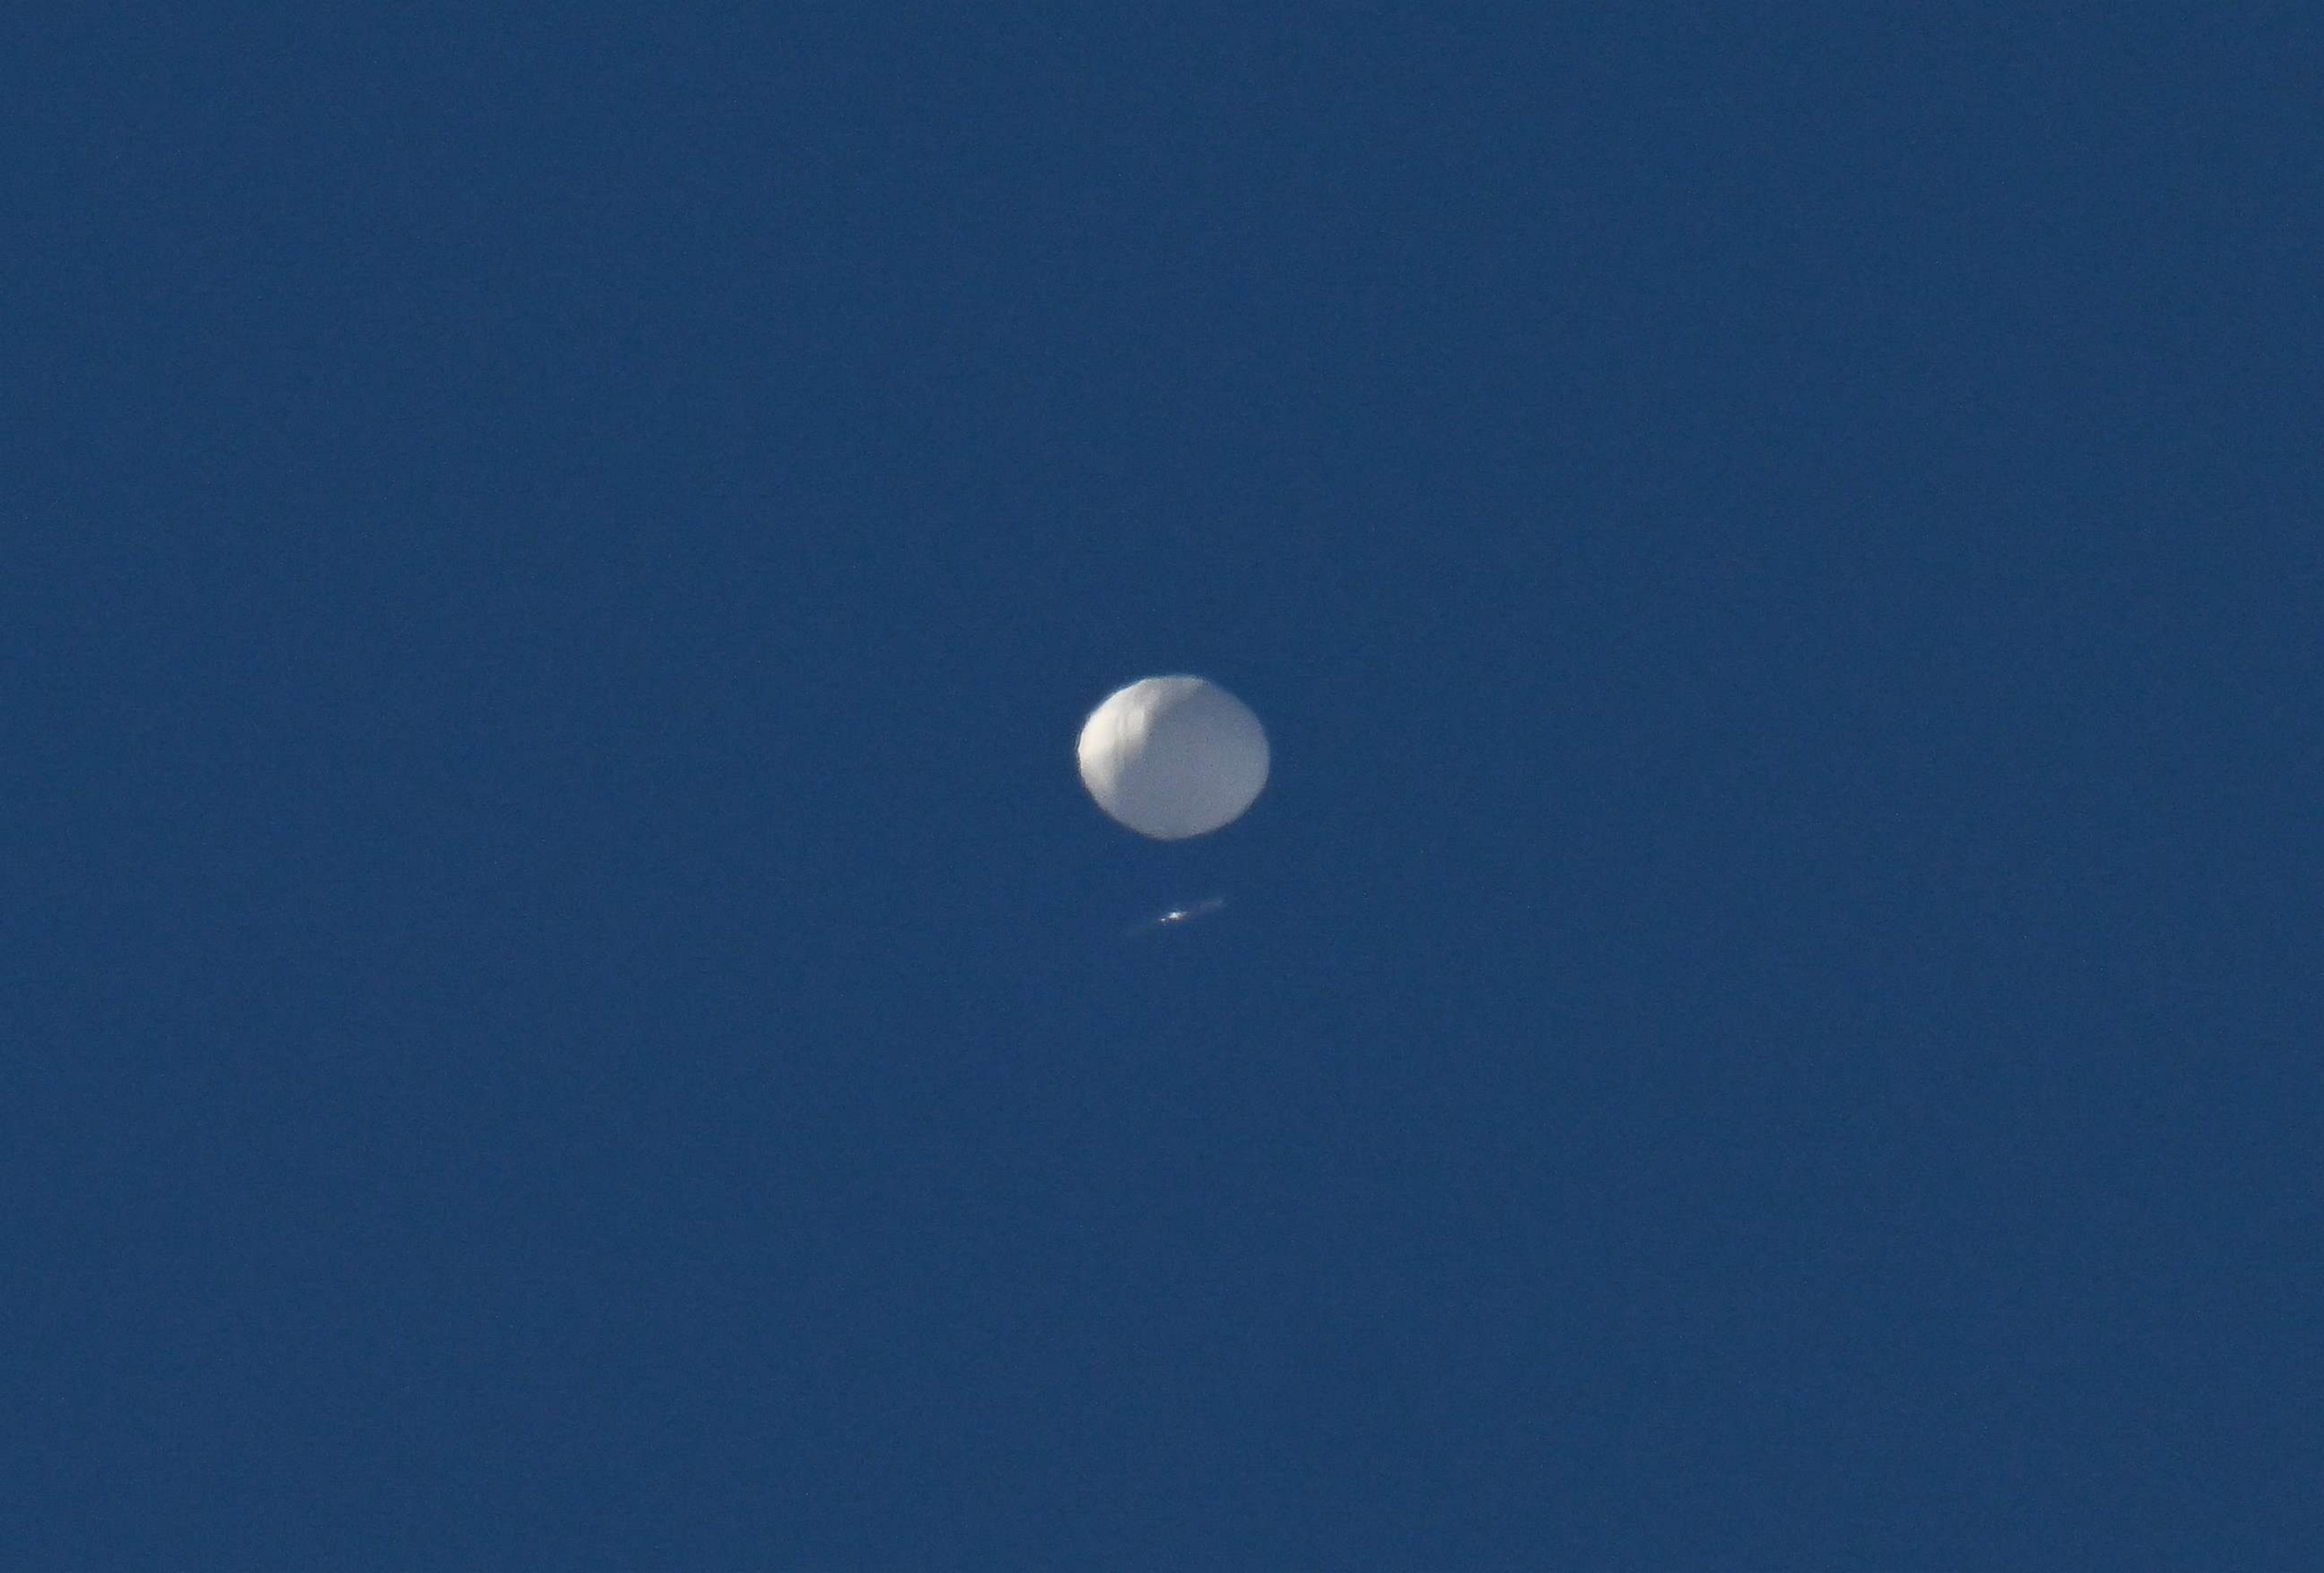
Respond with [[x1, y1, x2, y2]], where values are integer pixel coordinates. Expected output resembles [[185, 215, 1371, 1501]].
[[1077, 676, 1269, 839]]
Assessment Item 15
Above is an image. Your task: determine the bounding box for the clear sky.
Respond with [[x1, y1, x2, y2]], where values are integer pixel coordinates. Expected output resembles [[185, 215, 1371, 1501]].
[[6, 5, 2319, 1567]]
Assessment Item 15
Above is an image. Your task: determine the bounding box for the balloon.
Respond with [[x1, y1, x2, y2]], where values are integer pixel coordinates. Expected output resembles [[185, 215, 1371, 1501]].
[[1077, 676, 1269, 840]]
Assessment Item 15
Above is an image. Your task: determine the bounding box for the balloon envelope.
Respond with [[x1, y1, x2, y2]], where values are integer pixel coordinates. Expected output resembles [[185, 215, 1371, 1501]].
[[1077, 676, 1269, 839]]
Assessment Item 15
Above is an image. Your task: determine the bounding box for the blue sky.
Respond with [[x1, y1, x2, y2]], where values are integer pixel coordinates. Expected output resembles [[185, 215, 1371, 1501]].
[[5, 5, 2319, 1566]]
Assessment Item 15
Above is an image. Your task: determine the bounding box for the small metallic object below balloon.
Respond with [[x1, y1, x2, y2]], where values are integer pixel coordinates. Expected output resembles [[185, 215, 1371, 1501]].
[[1127, 896, 1226, 936]]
